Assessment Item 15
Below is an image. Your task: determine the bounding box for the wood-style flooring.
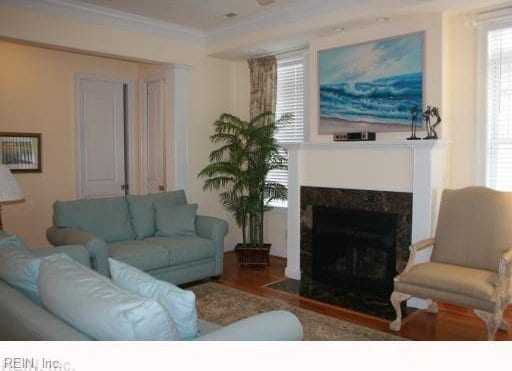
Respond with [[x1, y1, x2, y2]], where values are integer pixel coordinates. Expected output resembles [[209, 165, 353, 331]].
[[218, 251, 512, 341]]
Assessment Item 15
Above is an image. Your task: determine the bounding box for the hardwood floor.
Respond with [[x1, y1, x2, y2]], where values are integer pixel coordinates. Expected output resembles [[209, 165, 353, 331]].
[[218, 251, 512, 341]]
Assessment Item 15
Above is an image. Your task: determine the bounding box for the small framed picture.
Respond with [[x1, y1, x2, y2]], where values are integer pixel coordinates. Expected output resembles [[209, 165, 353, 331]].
[[0, 132, 42, 173]]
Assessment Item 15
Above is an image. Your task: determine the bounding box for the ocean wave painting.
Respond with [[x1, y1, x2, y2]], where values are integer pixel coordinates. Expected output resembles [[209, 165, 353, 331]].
[[318, 33, 423, 133]]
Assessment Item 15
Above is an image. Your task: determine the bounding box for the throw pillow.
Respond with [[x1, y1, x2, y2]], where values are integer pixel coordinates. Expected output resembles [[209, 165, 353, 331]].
[[0, 234, 29, 250], [127, 190, 188, 240], [0, 245, 41, 304], [38, 254, 180, 341], [154, 202, 198, 237], [108, 258, 198, 339]]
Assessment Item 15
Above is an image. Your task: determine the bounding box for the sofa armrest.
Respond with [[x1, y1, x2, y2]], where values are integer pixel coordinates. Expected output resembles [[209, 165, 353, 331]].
[[46, 227, 110, 276], [196, 215, 228, 276], [194, 310, 303, 341], [32, 245, 91, 268], [499, 247, 512, 283], [396, 238, 436, 280]]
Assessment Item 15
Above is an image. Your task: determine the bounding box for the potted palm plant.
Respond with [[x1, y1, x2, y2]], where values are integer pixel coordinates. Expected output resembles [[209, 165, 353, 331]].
[[198, 111, 290, 267]]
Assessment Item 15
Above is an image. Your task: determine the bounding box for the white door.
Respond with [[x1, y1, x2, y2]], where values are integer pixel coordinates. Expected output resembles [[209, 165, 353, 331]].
[[145, 79, 165, 193], [77, 78, 126, 198]]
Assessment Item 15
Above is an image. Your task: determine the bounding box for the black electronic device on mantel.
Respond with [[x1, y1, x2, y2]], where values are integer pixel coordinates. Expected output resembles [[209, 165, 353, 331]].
[[333, 132, 376, 141]]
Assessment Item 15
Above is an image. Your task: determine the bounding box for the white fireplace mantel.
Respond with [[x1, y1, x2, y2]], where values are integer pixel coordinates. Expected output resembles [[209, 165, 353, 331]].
[[283, 139, 450, 151], [283, 139, 451, 308]]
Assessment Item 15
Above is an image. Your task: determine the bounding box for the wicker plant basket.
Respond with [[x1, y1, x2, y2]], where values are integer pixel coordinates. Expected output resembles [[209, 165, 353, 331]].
[[234, 243, 271, 268]]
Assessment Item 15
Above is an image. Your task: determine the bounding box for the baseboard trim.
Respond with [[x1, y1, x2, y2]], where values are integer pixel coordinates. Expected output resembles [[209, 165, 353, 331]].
[[407, 297, 429, 309], [284, 267, 301, 280]]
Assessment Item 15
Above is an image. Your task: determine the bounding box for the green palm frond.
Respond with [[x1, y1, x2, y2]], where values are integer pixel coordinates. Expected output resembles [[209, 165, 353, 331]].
[[263, 182, 287, 202]]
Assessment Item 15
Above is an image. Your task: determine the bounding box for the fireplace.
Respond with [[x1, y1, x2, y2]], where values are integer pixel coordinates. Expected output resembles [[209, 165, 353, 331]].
[[268, 186, 413, 319], [312, 206, 398, 294]]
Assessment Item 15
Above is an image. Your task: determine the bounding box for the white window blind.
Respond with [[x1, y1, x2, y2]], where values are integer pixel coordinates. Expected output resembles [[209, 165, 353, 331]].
[[267, 54, 305, 207], [487, 26, 512, 190]]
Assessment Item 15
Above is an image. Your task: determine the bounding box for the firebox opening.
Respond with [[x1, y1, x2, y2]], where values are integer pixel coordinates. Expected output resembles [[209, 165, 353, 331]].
[[312, 206, 398, 297]]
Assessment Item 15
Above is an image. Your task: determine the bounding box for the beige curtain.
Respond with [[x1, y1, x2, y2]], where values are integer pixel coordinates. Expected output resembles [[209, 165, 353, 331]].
[[248, 56, 277, 121]]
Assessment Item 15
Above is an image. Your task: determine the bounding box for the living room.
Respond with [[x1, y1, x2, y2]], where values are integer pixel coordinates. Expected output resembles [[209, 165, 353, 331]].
[[0, 0, 511, 367]]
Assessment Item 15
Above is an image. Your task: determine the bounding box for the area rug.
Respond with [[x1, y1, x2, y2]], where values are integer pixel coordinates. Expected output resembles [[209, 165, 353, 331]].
[[190, 282, 405, 341]]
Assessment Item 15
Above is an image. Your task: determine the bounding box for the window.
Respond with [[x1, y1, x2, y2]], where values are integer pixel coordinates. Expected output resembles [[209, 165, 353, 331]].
[[266, 53, 305, 207], [485, 25, 512, 190]]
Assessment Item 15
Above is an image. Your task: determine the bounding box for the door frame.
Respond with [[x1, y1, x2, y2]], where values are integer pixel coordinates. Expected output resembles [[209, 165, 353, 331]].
[[139, 64, 191, 195], [140, 74, 166, 195], [75, 73, 137, 198]]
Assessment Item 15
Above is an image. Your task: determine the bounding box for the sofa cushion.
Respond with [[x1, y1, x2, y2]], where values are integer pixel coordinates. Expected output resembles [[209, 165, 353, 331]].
[[38, 254, 180, 341], [108, 240, 170, 271], [54, 197, 135, 243], [145, 236, 214, 266], [397, 262, 499, 300], [126, 190, 187, 240], [109, 258, 198, 339], [0, 245, 41, 304], [154, 203, 198, 237]]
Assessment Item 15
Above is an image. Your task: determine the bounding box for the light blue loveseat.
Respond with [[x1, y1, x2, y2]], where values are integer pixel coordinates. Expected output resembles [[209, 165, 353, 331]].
[[46, 190, 228, 284]]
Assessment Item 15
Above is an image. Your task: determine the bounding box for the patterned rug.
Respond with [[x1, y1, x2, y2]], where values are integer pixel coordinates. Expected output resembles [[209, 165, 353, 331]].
[[190, 282, 405, 341]]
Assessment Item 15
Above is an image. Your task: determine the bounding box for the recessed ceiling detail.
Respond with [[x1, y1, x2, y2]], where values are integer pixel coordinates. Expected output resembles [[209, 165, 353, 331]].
[[77, 0, 296, 31], [4, 0, 510, 54]]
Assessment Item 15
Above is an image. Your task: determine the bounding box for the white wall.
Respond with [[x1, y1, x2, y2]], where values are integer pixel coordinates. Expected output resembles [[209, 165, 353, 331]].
[[445, 14, 479, 188], [215, 10, 490, 258], [0, 2, 487, 256], [301, 148, 413, 192], [0, 40, 141, 246], [0, 4, 236, 248], [227, 14, 447, 258]]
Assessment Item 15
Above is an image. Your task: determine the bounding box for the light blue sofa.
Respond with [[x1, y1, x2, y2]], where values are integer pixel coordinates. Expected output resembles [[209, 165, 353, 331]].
[[46, 190, 228, 284], [0, 238, 303, 341]]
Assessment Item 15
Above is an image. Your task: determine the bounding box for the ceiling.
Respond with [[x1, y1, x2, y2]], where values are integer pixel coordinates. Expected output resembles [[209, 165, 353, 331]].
[[65, 0, 512, 38], [78, 0, 328, 31], [8, 0, 511, 59]]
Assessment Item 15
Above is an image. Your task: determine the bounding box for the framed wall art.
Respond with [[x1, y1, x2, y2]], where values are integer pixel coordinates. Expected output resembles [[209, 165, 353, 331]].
[[318, 32, 424, 133], [0, 132, 42, 173]]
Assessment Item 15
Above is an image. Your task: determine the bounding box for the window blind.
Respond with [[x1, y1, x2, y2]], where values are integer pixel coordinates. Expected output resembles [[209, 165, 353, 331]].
[[266, 54, 305, 207], [487, 26, 512, 190]]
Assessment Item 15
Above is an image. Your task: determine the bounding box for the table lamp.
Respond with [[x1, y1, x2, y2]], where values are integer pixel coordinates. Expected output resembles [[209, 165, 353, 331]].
[[0, 164, 24, 231]]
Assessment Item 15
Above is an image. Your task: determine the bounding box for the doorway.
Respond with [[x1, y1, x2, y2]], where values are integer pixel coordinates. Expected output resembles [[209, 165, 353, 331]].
[[76, 74, 136, 198], [142, 78, 166, 194]]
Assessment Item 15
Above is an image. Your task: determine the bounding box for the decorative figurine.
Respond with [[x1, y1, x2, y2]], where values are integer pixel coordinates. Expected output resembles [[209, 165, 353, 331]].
[[430, 106, 441, 139], [407, 106, 421, 140], [423, 105, 441, 140], [423, 105, 433, 139]]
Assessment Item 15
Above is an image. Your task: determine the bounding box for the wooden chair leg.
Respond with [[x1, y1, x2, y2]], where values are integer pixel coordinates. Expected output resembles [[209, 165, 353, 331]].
[[499, 319, 510, 332], [389, 291, 411, 331], [426, 300, 438, 314], [474, 309, 504, 340]]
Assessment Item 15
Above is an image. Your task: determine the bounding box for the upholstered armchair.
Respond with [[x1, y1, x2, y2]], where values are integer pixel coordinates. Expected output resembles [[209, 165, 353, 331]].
[[389, 187, 512, 340]]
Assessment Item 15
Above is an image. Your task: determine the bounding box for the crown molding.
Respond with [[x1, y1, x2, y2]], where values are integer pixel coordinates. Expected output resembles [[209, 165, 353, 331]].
[[475, 6, 512, 25], [0, 0, 207, 45]]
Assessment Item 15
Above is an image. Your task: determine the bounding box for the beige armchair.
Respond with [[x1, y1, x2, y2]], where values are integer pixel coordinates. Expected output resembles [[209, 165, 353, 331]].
[[389, 187, 512, 340]]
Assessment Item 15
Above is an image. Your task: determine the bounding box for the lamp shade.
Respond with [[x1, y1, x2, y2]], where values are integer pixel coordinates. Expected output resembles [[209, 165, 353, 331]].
[[0, 165, 23, 202]]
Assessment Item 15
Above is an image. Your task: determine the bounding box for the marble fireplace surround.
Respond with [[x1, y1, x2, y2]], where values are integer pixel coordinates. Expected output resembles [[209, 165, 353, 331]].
[[283, 140, 449, 309], [300, 186, 413, 282]]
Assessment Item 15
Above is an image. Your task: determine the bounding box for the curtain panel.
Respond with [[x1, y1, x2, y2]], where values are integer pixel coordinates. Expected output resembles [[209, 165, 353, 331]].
[[248, 56, 277, 121]]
